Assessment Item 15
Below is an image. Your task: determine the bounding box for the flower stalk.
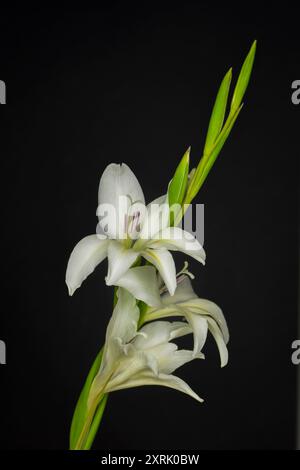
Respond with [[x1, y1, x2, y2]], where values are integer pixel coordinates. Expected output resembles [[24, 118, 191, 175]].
[[66, 40, 256, 450]]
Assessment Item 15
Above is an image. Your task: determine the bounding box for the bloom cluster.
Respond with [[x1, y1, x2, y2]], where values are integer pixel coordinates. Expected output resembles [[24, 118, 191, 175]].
[[66, 163, 228, 449]]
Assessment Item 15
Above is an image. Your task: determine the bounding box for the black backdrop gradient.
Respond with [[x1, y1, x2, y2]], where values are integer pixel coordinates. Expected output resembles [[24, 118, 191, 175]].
[[0, 5, 299, 450]]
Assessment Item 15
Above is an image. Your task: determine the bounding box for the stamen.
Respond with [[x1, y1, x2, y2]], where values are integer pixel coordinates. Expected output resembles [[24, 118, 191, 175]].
[[176, 261, 195, 280], [176, 274, 188, 285], [127, 211, 141, 236], [159, 284, 168, 295], [159, 263, 194, 295]]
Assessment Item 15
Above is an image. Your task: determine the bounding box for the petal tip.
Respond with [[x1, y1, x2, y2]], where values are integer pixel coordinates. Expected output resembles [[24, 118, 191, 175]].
[[67, 283, 75, 296], [199, 255, 206, 265], [65, 278, 78, 296], [220, 352, 229, 368], [168, 286, 176, 297]]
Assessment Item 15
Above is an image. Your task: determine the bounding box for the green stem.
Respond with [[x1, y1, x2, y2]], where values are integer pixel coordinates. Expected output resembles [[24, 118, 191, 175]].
[[73, 392, 110, 450], [70, 273, 145, 450], [83, 394, 109, 450], [74, 396, 103, 450]]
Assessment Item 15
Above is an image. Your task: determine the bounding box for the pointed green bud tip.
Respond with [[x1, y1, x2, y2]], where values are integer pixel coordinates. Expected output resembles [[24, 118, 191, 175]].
[[248, 40, 257, 61], [168, 147, 191, 215], [230, 39, 257, 114], [184, 146, 191, 163]]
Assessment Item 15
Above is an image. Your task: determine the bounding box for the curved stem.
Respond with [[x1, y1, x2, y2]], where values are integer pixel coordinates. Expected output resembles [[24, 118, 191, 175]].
[[74, 399, 100, 450], [83, 394, 109, 450]]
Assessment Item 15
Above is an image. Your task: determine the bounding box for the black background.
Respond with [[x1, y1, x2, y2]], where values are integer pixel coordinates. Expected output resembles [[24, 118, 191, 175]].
[[0, 4, 299, 450]]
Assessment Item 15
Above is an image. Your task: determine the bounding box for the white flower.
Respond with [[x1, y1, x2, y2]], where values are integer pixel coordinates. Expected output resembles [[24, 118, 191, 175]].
[[66, 163, 205, 304], [141, 264, 229, 367], [87, 288, 204, 409]]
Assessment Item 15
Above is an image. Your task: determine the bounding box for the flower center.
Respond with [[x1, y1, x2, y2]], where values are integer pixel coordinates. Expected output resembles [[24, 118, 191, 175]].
[[123, 209, 142, 248]]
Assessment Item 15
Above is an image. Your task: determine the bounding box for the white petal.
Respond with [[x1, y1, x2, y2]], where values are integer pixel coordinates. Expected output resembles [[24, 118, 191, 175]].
[[105, 349, 158, 391], [105, 288, 140, 346], [206, 317, 228, 367], [148, 194, 167, 206], [111, 371, 203, 403], [114, 266, 161, 307], [183, 298, 229, 344], [90, 337, 146, 403], [106, 241, 139, 285], [143, 248, 177, 296], [157, 349, 204, 374], [148, 227, 206, 264], [98, 163, 145, 207], [98, 336, 125, 376], [143, 304, 184, 323], [184, 313, 208, 357], [161, 275, 197, 305], [169, 322, 193, 340], [133, 321, 190, 350], [145, 343, 178, 372], [97, 194, 130, 240], [139, 195, 169, 242], [98, 163, 145, 238], [65, 235, 109, 296]]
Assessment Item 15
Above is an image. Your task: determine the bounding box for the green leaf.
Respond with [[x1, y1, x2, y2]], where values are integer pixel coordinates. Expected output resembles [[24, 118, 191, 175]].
[[186, 104, 243, 203], [69, 348, 103, 449], [185, 41, 256, 204], [230, 40, 256, 114], [168, 148, 190, 225], [203, 67, 232, 155], [197, 104, 243, 190]]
